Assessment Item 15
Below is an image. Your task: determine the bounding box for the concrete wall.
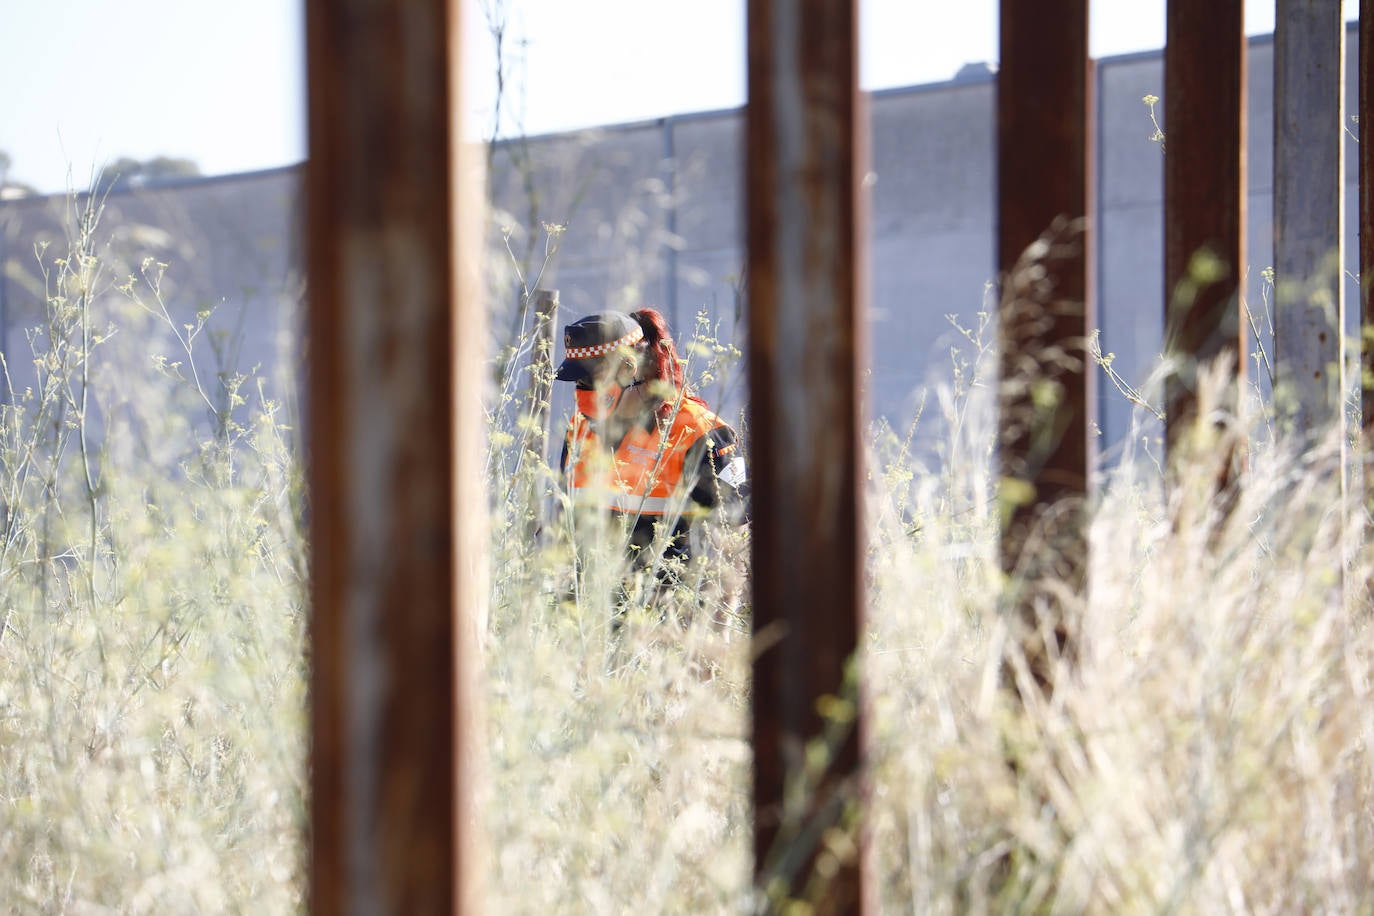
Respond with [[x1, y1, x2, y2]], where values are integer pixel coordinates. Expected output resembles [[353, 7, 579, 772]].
[[1097, 30, 1361, 457], [0, 26, 1360, 463], [486, 27, 1362, 462], [0, 167, 302, 440]]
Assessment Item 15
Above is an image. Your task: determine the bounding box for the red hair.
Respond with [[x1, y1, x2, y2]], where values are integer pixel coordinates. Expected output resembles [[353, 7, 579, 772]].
[[631, 308, 703, 412], [631, 308, 684, 390]]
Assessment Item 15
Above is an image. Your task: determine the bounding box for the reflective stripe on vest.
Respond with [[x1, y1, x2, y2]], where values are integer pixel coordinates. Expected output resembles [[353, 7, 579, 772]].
[[569, 489, 673, 515], [565, 397, 725, 516]]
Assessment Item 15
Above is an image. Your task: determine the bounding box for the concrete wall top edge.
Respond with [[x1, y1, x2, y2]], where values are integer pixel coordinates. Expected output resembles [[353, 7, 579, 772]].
[[481, 19, 1355, 150], [2, 162, 304, 208]]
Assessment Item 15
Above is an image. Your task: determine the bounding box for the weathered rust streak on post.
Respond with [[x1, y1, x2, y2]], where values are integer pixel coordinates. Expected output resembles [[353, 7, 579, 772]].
[[996, 0, 1092, 690], [306, 0, 478, 911], [1274, 0, 1346, 442], [1164, 0, 1248, 457], [747, 0, 865, 910], [1362, 1, 1374, 441]]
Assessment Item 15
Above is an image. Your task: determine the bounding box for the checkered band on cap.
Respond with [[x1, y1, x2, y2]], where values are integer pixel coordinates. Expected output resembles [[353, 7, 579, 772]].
[[565, 326, 643, 360]]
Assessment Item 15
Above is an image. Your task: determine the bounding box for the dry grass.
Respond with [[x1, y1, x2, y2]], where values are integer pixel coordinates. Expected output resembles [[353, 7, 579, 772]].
[[5, 202, 1374, 914], [486, 292, 1374, 912], [0, 196, 306, 912], [863, 368, 1374, 913]]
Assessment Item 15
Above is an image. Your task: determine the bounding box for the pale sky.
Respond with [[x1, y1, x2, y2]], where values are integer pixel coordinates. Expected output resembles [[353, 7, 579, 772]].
[[0, 0, 1345, 195]]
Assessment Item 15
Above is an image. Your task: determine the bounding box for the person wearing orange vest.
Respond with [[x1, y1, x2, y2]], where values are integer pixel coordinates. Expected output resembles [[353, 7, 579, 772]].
[[555, 308, 748, 572]]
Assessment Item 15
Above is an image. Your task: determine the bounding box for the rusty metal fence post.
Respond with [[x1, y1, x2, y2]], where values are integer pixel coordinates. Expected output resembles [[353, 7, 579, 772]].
[[1362, 2, 1374, 447], [1163, 0, 1249, 463], [305, 0, 482, 911], [996, 0, 1093, 695], [746, 0, 866, 910], [1274, 0, 1347, 444], [1274, 0, 1347, 599]]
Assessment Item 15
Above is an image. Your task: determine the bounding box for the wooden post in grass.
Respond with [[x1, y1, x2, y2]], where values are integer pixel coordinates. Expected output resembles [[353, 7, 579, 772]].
[[519, 288, 559, 465], [305, 0, 484, 911], [520, 288, 559, 539]]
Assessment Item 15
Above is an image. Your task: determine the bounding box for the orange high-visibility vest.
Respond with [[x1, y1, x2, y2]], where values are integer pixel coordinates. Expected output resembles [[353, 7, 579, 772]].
[[563, 397, 733, 517]]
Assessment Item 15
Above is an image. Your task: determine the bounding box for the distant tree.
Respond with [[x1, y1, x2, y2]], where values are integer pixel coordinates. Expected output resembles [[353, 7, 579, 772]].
[[0, 149, 37, 198], [140, 156, 200, 180], [96, 155, 201, 193]]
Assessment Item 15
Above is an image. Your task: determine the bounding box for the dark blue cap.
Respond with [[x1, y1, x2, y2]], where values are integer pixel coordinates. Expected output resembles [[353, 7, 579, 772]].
[[554, 311, 644, 383]]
